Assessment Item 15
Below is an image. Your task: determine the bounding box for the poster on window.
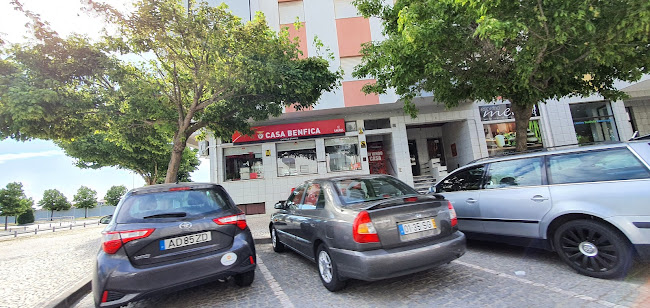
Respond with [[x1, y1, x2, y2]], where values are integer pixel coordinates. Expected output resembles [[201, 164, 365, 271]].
[[483, 120, 543, 156], [367, 142, 388, 174]]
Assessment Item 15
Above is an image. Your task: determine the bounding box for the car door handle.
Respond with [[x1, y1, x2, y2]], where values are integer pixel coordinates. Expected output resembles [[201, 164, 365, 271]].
[[466, 198, 477, 204], [531, 195, 549, 202]]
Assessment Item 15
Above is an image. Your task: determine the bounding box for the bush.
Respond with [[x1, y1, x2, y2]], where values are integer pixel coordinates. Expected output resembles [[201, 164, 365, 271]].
[[17, 210, 35, 225]]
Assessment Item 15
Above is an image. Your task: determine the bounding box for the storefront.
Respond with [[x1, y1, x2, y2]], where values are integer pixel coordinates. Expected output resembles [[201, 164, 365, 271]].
[[569, 101, 620, 144], [479, 103, 544, 156], [206, 96, 635, 213]]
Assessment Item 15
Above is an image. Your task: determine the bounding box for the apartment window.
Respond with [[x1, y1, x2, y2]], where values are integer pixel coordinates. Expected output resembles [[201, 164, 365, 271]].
[[277, 140, 318, 177], [325, 137, 361, 172], [224, 146, 263, 181]]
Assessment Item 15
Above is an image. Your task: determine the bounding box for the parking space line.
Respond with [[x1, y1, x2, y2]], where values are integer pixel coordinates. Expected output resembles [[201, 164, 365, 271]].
[[452, 260, 627, 308], [257, 256, 295, 308]]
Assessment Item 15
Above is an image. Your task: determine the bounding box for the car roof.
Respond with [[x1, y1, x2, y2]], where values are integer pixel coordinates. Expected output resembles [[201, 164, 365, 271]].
[[315, 174, 397, 183], [129, 182, 222, 195], [463, 141, 638, 168]]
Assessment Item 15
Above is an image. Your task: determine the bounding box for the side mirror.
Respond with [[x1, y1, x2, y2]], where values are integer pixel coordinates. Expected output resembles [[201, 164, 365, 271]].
[[99, 215, 112, 224], [274, 201, 286, 210]]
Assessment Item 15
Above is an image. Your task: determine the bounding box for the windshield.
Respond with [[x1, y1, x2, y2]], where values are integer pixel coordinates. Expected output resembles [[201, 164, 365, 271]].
[[333, 177, 418, 205], [115, 188, 232, 223]]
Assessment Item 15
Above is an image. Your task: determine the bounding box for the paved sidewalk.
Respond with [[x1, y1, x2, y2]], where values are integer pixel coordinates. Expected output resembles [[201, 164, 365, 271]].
[[0, 224, 104, 308], [0, 219, 102, 242]]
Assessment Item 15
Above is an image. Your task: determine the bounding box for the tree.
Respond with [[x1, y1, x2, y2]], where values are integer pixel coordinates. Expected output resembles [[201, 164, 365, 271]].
[[38, 189, 71, 220], [353, 0, 650, 151], [73, 186, 97, 218], [55, 133, 200, 185], [1, 0, 341, 183], [104, 185, 128, 207], [0, 182, 32, 230]]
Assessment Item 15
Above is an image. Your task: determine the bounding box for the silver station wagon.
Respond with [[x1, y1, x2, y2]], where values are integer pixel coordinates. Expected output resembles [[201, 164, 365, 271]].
[[432, 140, 650, 278], [270, 175, 466, 291]]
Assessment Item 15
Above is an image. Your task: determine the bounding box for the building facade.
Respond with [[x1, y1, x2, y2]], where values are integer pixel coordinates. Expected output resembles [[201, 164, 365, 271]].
[[202, 0, 650, 214]]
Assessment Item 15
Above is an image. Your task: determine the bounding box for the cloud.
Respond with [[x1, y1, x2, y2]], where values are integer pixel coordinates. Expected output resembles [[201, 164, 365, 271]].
[[0, 150, 63, 164]]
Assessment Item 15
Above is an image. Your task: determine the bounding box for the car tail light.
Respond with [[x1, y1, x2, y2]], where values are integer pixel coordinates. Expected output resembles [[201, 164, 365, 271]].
[[448, 201, 457, 227], [102, 229, 155, 254], [214, 213, 247, 230], [353, 211, 379, 243], [403, 196, 418, 202], [101, 291, 108, 303]]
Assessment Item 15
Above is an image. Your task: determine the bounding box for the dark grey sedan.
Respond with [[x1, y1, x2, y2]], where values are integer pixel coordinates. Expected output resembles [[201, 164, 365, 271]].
[[93, 183, 256, 308], [270, 175, 466, 291]]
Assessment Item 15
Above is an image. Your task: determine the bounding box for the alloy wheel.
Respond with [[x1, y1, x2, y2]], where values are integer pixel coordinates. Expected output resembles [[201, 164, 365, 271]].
[[558, 225, 618, 273], [318, 250, 333, 283]]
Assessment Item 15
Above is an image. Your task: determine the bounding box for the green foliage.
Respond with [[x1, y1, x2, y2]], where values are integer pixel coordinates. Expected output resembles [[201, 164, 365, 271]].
[[104, 185, 127, 207], [38, 189, 71, 215], [73, 186, 97, 209], [353, 0, 650, 151], [17, 208, 35, 224], [1, 0, 341, 183], [0, 182, 31, 217]]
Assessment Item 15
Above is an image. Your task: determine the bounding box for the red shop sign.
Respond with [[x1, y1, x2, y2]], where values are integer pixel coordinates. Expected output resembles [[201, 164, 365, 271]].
[[232, 119, 346, 144]]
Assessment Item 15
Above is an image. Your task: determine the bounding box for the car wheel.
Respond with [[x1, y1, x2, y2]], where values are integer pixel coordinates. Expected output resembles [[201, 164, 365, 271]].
[[316, 244, 346, 292], [234, 270, 255, 287], [553, 220, 633, 279], [271, 226, 285, 253]]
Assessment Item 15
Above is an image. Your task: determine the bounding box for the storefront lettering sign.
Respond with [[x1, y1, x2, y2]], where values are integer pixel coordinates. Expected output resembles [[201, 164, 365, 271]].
[[232, 119, 346, 144], [479, 104, 540, 122]]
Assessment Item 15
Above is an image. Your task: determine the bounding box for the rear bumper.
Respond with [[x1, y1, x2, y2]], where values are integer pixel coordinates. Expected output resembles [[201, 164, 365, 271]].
[[93, 230, 256, 308], [329, 231, 466, 281]]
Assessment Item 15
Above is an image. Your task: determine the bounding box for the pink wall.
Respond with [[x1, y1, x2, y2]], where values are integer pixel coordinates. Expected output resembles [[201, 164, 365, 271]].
[[281, 22, 308, 59], [343, 80, 379, 107], [336, 17, 371, 57]]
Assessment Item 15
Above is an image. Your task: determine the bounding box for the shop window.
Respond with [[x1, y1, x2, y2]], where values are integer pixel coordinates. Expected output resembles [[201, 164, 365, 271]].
[[484, 120, 543, 156], [325, 137, 362, 172], [224, 146, 263, 181], [570, 101, 619, 144], [364, 118, 391, 130], [277, 141, 318, 177]]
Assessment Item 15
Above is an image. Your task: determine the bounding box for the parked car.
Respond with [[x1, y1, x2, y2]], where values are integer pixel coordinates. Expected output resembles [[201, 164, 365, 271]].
[[93, 183, 256, 308], [270, 175, 466, 291], [98, 215, 112, 224], [431, 140, 650, 278]]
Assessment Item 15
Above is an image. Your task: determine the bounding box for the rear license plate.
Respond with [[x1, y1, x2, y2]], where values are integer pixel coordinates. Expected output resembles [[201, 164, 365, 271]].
[[160, 231, 211, 251], [398, 219, 437, 235]]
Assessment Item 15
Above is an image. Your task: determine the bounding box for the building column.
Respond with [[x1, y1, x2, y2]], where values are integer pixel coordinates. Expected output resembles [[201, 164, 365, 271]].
[[390, 119, 414, 186]]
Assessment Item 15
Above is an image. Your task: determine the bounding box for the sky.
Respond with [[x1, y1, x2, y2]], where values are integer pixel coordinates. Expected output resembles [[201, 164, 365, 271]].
[[0, 0, 211, 204]]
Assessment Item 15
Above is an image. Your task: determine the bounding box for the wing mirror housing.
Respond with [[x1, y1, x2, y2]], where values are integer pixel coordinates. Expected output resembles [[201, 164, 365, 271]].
[[274, 200, 286, 210]]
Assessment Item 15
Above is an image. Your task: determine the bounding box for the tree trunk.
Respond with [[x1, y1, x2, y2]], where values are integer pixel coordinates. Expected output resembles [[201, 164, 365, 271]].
[[85, 207, 88, 219], [50, 210, 53, 221], [4, 216, 7, 231], [511, 103, 534, 152], [165, 134, 187, 183]]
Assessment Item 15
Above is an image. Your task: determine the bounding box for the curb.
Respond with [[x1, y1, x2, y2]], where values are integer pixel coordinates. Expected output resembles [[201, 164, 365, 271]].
[[49, 237, 273, 308], [254, 237, 272, 245], [42, 277, 91, 308]]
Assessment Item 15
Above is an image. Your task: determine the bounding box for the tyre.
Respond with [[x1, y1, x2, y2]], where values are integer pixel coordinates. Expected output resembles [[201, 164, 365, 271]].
[[234, 270, 255, 287], [271, 226, 285, 253], [553, 220, 633, 279], [316, 244, 346, 292]]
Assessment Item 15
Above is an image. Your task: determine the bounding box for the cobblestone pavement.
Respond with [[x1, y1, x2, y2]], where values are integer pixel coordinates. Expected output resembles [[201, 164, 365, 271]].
[[75, 237, 650, 308], [0, 224, 104, 308]]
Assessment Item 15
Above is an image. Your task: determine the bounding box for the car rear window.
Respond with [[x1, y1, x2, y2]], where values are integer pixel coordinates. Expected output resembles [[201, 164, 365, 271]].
[[334, 177, 418, 205], [115, 188, 233, 223]]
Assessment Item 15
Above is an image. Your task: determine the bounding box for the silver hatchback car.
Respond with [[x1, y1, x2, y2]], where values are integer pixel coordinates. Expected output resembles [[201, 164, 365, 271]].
[[432, 140, 650, 279]]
